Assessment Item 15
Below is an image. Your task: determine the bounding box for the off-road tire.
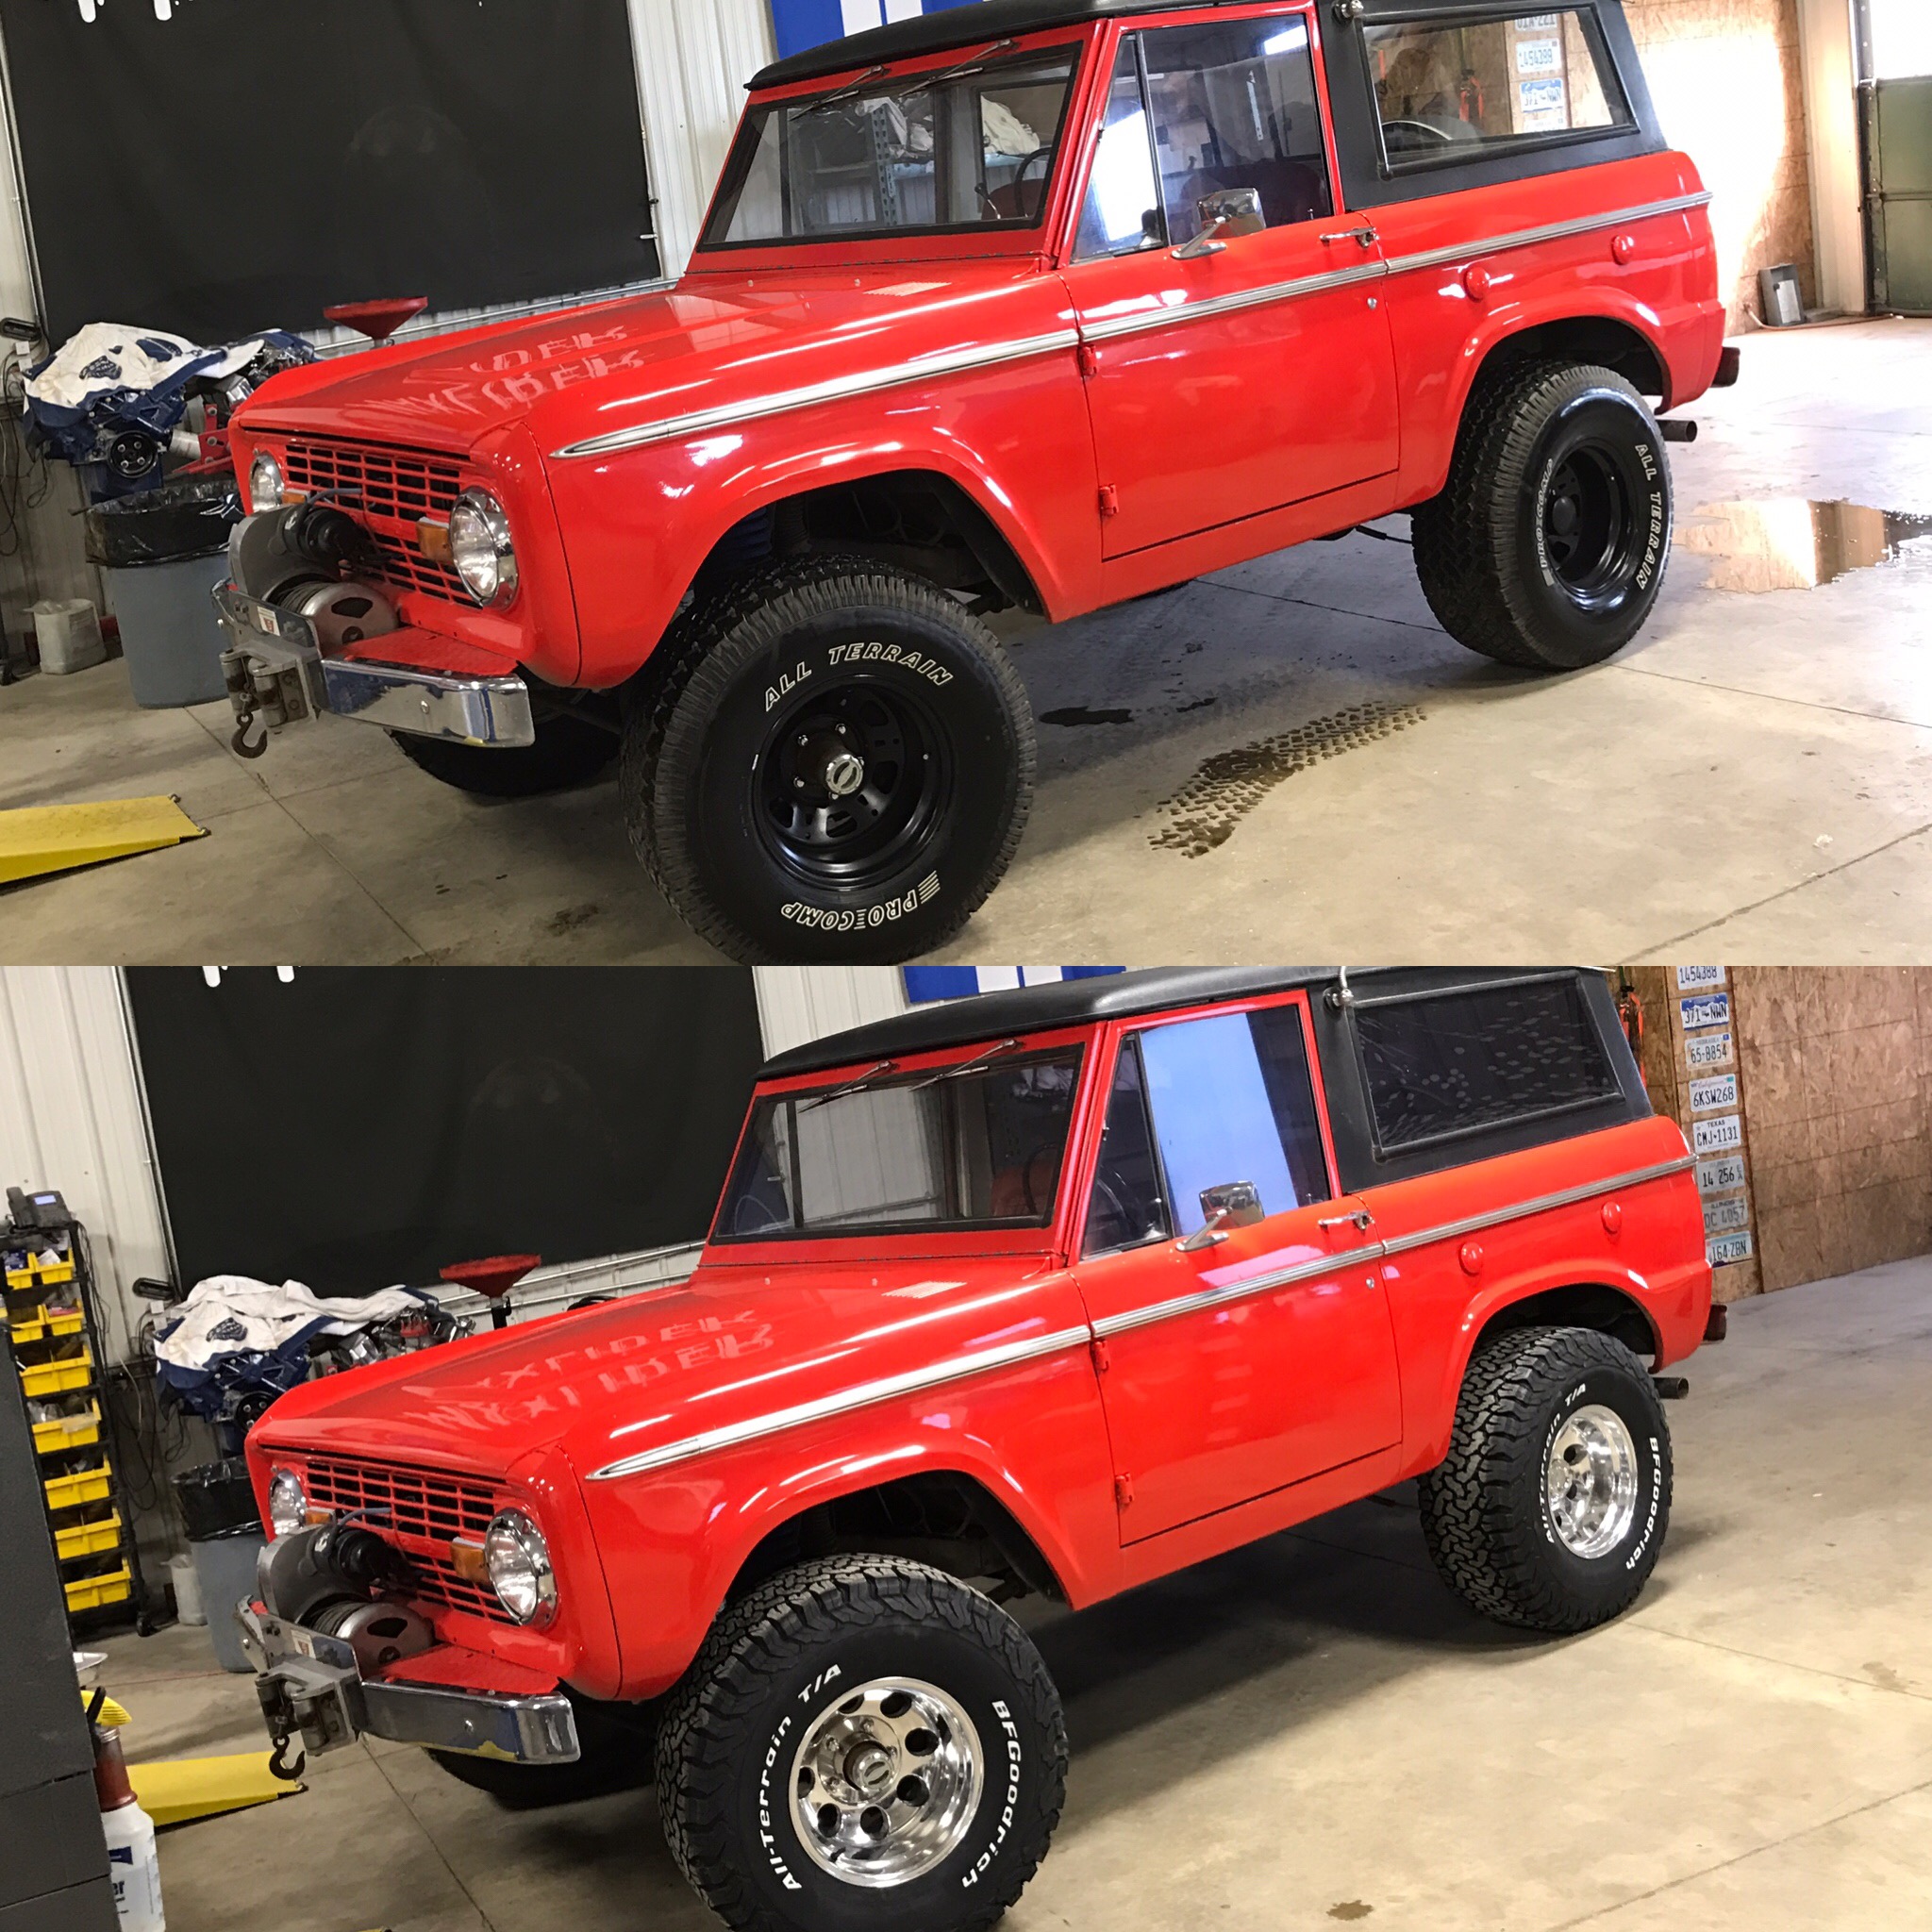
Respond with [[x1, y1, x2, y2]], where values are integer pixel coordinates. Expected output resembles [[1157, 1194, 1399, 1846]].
[[393, 711, 617, 798], [655, 1555, 1066, 1932], [1419, 1325, 1673, 1633], [427, 1692, 654, 1807], [1413, 361, 1673, 671], [622, 557, 1035, 964]]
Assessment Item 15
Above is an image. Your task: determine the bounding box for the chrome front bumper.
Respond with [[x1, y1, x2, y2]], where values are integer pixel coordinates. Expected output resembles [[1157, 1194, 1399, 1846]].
[[236, 1603, 579, 1765], [212, 581, 537, 749]]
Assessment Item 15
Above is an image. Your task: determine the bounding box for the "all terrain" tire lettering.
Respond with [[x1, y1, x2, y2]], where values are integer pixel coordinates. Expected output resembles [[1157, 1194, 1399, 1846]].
[[826, 641, 955, 688]]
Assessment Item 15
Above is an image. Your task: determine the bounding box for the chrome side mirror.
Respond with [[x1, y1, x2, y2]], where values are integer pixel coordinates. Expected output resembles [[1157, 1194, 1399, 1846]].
[[1178, 1180, 1262, 1251], [1174, 188, 1265, 261]]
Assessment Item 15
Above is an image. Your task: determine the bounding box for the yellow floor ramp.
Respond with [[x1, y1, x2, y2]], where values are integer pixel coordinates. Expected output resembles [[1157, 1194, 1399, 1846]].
[[127, 1751, 302, 1827], [0, 795, 207, 885]]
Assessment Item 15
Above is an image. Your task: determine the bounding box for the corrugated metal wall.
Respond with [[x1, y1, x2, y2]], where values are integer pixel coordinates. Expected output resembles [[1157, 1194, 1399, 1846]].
[[754, 968, 910, 1061], [0, 967, 171, 1362]]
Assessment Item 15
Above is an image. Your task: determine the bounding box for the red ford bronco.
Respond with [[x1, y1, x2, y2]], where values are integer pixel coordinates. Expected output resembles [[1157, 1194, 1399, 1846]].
[[241, 967, 1717, 1932], [215, 0, 1731, 964]]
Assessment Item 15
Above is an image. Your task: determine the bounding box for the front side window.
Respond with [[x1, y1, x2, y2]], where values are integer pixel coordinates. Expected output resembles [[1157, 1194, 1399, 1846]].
[[704, 45, 1081, 248], [1086, 1005, 1331, 1247], [1077, 17, 1334, 259], [717, 1047, 1084, 1239], [1354, 975, 1621, 1155], [1364, 8, 1631, 165]]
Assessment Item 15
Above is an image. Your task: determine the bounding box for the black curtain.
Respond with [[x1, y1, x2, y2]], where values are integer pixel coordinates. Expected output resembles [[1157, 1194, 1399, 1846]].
[[2, 0, 659, 344], [126, 969, 762, 1293]]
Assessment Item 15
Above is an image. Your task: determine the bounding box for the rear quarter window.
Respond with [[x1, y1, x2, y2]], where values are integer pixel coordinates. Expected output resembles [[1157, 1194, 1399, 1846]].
[[1355, 974, 1622, 1157], [1363, 7, 1633, 172]]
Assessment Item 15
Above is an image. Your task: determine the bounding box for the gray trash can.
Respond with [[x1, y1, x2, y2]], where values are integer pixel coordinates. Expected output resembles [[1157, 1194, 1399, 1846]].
[[84, 478, 242, 708], [189, 1525, 267, 1673]]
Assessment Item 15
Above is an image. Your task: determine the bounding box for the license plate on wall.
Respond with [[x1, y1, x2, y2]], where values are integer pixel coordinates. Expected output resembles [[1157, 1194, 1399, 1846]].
[[1697, 1155, 1747, 1194], [1708, 1232, 1754, 1267], [1693, 1113, 1743, 1155]]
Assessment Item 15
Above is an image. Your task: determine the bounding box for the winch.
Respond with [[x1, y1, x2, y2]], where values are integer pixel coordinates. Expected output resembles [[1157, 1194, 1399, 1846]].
[[217, 500, 400, 758]]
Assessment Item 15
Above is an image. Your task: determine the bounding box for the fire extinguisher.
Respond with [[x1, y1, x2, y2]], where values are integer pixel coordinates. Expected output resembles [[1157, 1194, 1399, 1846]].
[[1458, 72, 1485, 124]]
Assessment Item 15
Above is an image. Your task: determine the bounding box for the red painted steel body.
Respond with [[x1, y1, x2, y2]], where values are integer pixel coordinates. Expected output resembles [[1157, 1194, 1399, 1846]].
[[248, 992, 1712, 1707], [227, 7, 1724, 693]]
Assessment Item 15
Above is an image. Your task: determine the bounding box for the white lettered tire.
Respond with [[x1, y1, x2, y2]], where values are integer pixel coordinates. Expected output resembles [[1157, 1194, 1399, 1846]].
[[655, 1556, 1066, 1932], [623, 557, 1035, 963]]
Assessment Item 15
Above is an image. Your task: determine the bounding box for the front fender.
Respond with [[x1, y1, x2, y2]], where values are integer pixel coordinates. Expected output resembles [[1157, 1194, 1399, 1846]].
[[575, 1345, 1119, 1700], [541, 350, 1100, 688]]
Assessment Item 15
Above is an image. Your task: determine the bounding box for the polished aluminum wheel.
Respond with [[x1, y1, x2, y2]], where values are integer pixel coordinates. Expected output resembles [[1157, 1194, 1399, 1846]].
[[1544, 1403, 1640, 1558], [790, 1676, 982, 1889]]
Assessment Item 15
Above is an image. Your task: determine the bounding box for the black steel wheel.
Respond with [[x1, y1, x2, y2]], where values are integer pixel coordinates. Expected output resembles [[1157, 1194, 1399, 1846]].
[[624, 556, 1034, 963], [1413, 360, 1673, 671]]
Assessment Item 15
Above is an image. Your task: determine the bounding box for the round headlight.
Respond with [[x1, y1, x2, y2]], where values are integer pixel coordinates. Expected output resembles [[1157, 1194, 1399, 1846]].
[[483, 1509, 557, 1625], [248, 450, 286, 515], [448, 488, 519, 607], [267, 1468, 308, 1539]]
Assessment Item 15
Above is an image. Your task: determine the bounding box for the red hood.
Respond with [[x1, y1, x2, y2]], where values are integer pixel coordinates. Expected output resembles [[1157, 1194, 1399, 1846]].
[[251, 1251, 1076, 1481], [236, 263, 1062, 458]]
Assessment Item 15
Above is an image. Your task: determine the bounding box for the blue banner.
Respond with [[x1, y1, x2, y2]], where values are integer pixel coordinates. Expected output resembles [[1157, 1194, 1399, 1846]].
[[904, 966, 1124, 1005], [770, 0, 988, 63]]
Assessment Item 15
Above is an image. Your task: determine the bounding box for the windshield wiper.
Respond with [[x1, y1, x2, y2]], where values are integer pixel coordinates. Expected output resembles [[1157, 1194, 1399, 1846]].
[[907, 1039, 1022, 1091], [803, 39, 1020, 116], [798, 1059, 900, 1111]]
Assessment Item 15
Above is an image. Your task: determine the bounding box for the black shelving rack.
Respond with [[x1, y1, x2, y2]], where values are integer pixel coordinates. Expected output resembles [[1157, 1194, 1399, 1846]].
[[3, 1213, 150, 1632]]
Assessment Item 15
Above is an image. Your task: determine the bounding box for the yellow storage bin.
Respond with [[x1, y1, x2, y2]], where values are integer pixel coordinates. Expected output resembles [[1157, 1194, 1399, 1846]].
[[6, 1257, 75, 1289], [10, 1308, 86, 1344], [44, 1466, 112, 1511], [64, 1565, 132, 1613], [32, 1406, 102, 1455], [55, 1513, 123, 1561], [21, 1353, 92, 1399]]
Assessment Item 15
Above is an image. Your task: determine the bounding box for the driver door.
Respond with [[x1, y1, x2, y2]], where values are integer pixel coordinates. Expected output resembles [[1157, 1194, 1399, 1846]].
[[1071, 996, 1400, 1542], [1062, 8, 1400, 558]]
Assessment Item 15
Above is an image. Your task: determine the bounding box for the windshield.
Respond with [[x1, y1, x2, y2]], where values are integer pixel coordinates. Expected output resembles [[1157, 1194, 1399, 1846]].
[[702, 43, 1082, 249], [715, 1046, 1086, 1240]]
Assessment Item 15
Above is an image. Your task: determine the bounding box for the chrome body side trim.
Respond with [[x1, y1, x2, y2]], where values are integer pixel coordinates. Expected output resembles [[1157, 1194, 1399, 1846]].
[[1091, 1244, 1387, 1340], [1377, 1156, 1697, 1257], [588, 1324, 1092, 1481], [1382, 192, 1715, 280], [552, 328, 1082, 460], [588, 1159, 1691, 1485], [1080, 258, 1387, 343], [549, 194, 1709, 461]]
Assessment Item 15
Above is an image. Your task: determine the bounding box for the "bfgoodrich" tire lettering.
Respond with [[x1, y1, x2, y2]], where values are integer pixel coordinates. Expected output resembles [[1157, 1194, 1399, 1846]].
[[960, 1698, 1023, 1889]]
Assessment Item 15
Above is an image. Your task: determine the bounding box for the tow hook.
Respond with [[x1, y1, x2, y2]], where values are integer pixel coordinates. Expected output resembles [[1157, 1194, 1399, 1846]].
[[1652, 1376, 1690, 1401], [255, 1677, 308, 1782], [222, 646, 311, 760]]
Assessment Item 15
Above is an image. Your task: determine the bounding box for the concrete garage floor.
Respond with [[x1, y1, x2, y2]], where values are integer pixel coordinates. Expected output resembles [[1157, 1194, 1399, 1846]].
[[5, 320, 1932, 964], [109, 1256, 1932, 1932]]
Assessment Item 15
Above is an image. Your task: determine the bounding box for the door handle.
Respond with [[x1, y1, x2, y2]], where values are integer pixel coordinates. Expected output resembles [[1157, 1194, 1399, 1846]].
[[1319, 1208, 1375, 1234], [1321, 226, 1379, 250]]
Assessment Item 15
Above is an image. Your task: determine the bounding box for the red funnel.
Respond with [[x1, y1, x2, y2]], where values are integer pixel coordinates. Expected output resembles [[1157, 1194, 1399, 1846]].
[[440, 1254, 541, 1329], [325, 296, 430, 343]]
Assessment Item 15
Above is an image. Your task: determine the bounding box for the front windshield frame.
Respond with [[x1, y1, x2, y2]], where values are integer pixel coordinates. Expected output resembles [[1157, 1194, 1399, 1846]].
[[710, 1038, 1091, 1245], [699, 39, 1090, 254]]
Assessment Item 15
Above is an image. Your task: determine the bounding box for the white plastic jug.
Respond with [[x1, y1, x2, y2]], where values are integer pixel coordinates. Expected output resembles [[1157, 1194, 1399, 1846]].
[[103, 1792, 165, 1931], [30, 597, 107, 675], [167, 1551, 204, 1625]]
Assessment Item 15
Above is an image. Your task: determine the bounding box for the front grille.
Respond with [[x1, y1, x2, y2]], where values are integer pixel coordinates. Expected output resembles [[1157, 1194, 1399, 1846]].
[[368, 531, 468, 602], [283, 437, 463, 524], [274, 435, 472, 609], [303, 1454, 515, 1625]]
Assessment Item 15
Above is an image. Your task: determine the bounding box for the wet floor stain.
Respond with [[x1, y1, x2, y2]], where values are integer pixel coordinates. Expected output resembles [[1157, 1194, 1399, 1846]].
[[1678, 500, 1932, 593], [1328, 1905, 1374, 1923], [1041, 706, 1135, 726], [1150, 701, 1425, 858]]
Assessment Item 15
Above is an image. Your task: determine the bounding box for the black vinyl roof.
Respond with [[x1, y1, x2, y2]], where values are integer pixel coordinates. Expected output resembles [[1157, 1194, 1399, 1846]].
[[760, 968, 1336, 1078], [749, 0, 1576, 89]]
